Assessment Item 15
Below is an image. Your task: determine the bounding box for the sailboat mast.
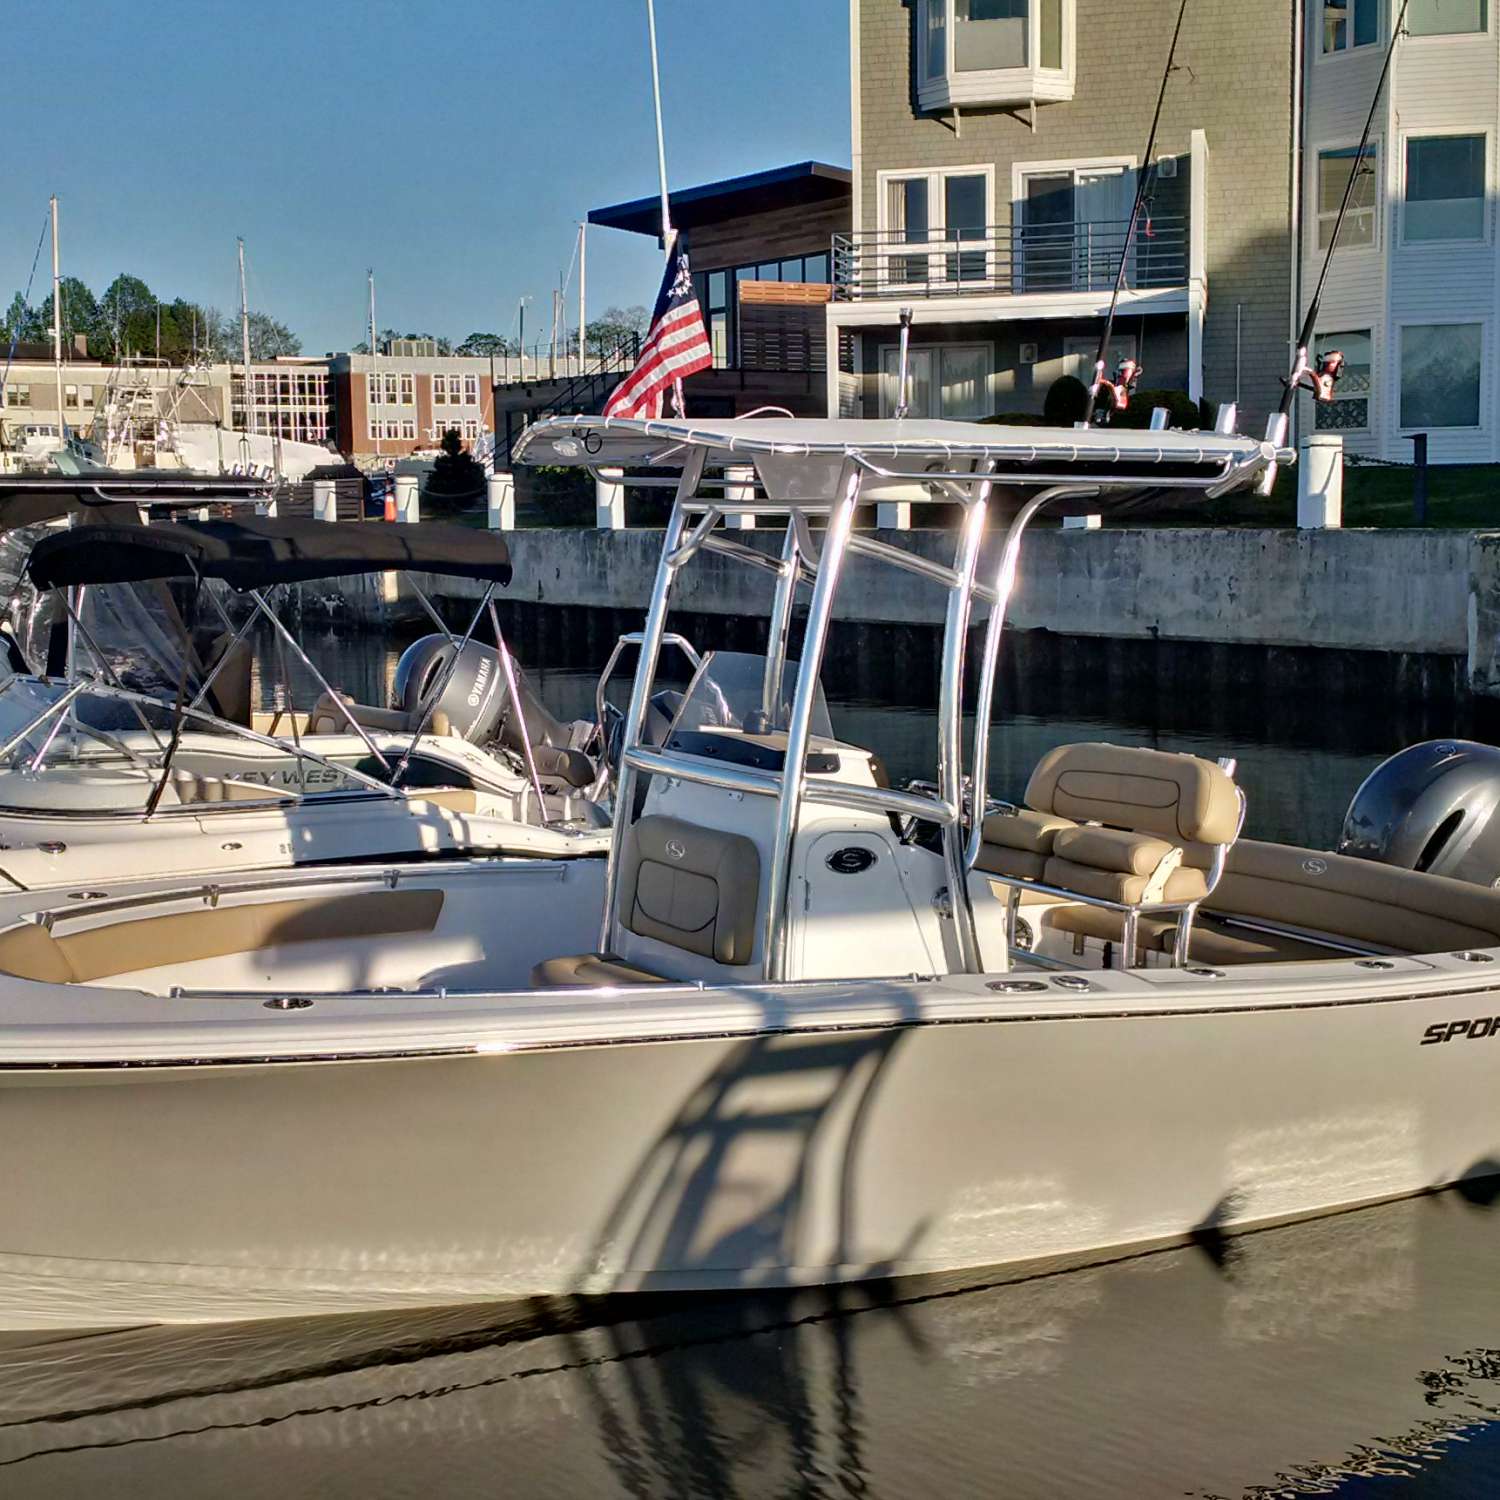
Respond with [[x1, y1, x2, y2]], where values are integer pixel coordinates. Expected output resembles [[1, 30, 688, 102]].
[[578, 221, 587, 369], [238, 237, 254, 437], [369, 269, 380, 459], [50, 196, 65, 439]]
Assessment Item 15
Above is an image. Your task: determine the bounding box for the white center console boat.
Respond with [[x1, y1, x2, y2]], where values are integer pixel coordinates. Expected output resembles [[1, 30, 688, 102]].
[[0, 415, 1495, 1334], [0, 511, 622, 887]]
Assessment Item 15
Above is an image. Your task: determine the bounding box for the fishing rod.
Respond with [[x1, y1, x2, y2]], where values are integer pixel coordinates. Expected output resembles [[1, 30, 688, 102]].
[[1259, 0, 1411, 491], [1081, 0, 1190, 426]]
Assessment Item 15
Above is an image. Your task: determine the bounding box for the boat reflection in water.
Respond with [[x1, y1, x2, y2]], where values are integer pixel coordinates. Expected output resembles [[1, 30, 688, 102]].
[[2, 1187, 1498, 1497]]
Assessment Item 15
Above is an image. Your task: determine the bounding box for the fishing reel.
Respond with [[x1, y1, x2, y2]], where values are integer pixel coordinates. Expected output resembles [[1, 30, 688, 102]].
[[1093, 357, 1142, 418], [1286, 347, 1345, 404]]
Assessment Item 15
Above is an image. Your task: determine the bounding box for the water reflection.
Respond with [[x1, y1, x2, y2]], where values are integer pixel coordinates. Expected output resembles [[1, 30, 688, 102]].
[[1, 1193, 1497, 1497]]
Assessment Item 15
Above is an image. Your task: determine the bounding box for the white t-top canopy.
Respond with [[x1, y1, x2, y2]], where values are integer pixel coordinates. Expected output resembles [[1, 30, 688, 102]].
[[512, 415, 1287, 502]]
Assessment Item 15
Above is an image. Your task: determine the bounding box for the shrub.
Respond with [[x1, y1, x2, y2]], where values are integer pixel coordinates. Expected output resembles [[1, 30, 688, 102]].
[[1043, 374, 1089, 425], [1111, 388, 1201, 431]]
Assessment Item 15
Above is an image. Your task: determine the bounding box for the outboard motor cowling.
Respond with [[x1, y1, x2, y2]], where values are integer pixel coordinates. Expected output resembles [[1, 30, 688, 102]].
[[393, 633, 506, 745], [1338, 739, 1500, 886]]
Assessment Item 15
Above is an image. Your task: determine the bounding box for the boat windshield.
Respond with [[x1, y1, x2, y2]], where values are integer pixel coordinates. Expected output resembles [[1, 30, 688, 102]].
[[669, 650, 833, 740]]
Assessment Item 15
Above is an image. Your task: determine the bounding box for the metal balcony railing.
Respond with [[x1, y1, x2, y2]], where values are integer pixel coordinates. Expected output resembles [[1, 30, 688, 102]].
[[832, 216, 1188, 301]]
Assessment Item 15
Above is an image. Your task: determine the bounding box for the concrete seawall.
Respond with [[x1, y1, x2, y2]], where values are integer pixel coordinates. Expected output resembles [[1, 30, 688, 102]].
[[348, 526, 1497, 693]]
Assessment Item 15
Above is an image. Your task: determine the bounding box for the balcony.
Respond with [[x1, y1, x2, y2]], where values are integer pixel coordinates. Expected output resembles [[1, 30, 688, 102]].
[[832, 216, 1188, 303]]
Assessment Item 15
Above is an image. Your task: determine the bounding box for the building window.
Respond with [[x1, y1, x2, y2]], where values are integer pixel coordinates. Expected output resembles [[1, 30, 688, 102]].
[[401, 419, 415, 440], [1313, 330, 1372, 430], [366, 417, 380, 440], [1408, 0, 1487, 34], [80, 385, 94, 408], [880, 167, 992, 286], [1400, 322, 1483, 428], [63, 384, 79, 407], [383, 373, 398, 404], [1322, 0, 1378, 52], [917, 0, 1071, 107], [879, 342, 991, 419], [433, 376, 447, 406], [463, 418, 478, 440], [463, 374, 478, 405], [366, 373, 379, 407], [1317, 145, 1378, 249], [1405, 133, 1486, 241], [6, 386, 30, 408], [400, 374, 414, 405], [1017, 161, 1134, 291]]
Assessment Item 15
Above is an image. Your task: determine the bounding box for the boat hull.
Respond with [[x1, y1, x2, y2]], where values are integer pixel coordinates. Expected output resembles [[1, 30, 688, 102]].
[[2, 978, 1496, 1330]]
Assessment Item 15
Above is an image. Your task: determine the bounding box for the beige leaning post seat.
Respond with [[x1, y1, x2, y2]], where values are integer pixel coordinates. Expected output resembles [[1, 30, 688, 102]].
[[532, 814, 761, 988], [979, 742, 1244, 967]]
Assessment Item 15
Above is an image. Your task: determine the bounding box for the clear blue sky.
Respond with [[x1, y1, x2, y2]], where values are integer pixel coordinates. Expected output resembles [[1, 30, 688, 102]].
[[3, 0, 850, 354]]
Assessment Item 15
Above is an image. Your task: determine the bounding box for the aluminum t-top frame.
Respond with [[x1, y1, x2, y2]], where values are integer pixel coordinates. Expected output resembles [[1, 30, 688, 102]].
[[514, 415, 1286, 981]]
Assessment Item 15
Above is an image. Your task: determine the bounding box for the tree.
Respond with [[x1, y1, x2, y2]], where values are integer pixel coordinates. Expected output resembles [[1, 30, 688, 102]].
[[241, 311, 301, 359], [0, 293, 44, 347], [456, 331, 513, 357], [584, 304, 648, 358], [35, 276, 103, 353], [98, 274, 157, 358], [424, 425, 486, 512]]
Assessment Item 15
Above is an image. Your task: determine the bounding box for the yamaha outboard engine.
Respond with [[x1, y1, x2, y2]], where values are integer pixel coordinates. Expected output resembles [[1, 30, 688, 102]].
[[393, 634, 507, 745], [393, 632, 600, 789], [1338, 739, 1500, 887]]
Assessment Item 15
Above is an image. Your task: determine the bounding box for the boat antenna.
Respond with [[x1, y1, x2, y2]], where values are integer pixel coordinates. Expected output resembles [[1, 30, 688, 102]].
[[1081, 0, 1189, 427], [1257, 0, 1410, 492]]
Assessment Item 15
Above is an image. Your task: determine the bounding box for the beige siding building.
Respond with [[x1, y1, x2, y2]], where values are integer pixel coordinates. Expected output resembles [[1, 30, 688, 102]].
[[833, 0, 1299, 429]]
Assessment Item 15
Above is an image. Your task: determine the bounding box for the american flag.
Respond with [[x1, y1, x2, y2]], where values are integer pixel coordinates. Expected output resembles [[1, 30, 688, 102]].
[[602, 241, 713, 419]]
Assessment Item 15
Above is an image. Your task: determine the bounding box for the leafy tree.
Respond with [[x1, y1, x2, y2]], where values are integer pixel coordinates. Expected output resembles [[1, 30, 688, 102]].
[[583, 305, 648, 358], [241, 311, 301, 359], [1, 293, 44, 347], [99, 273, 157, 358], [425, 425, 486, 512], [35, 276, 103, 353], [456, 331, 513, 357]]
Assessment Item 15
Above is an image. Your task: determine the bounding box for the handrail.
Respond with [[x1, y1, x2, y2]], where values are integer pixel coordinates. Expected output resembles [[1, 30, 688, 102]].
[[621, 746, 957, 826], [832, 215, 1189, 301]]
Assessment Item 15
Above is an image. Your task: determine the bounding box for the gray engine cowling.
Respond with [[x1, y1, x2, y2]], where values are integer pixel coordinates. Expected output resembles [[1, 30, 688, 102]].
[[1338, 739, 1500, 886], [392, 634, 506, 745]]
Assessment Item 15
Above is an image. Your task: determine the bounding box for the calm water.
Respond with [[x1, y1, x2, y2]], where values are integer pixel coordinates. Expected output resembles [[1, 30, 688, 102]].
[[8, 615, 1499, 1497]]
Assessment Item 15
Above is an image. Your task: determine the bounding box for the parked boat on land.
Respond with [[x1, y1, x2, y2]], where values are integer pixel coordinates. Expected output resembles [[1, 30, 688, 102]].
[[0, 415, 1495, 1334], [0, 511, 626, 888]]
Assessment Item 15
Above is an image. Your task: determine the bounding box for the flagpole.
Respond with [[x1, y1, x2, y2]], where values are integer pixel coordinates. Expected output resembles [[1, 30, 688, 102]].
[[646, 0, 672, 253]]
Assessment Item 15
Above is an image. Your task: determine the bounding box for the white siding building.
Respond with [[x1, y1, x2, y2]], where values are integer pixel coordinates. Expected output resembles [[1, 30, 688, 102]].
[[1303, 0, 1500, 460]]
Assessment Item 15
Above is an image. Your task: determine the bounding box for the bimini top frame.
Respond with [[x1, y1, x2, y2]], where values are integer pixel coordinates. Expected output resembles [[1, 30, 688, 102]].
[[515, 415, 1289, 980]]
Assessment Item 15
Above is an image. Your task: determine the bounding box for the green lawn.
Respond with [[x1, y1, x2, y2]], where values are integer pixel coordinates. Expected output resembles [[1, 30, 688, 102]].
[[1199, 461, 1500, 528]]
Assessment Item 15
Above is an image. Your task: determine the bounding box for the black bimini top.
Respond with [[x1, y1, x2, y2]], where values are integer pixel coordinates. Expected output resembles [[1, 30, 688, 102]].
[[0, 474, 271, 533], [27, 516, 513, 591]]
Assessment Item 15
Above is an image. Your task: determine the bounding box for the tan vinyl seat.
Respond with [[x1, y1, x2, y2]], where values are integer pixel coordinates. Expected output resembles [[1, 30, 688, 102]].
[[984, 742, 1243, 967], [309, 691, 451, 739], [531, 814, 761, 989], [0, 889, 445, 985]]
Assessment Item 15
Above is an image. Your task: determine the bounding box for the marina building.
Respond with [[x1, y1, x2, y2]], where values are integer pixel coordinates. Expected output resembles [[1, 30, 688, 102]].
[[834, 0, 1297, 429], [589, 161, 853, 418], [1300, 0, 1500, 462]]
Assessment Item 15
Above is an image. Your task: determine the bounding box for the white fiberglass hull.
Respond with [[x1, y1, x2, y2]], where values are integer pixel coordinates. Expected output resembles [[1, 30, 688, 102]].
[[1, 954, 1497, 1330]]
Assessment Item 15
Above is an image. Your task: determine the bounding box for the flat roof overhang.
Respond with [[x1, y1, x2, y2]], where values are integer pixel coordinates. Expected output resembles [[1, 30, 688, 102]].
[[590, 161, 851, 237]]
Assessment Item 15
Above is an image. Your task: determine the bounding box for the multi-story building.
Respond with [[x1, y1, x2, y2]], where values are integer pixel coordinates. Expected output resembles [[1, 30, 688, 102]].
[[330, 352, 497, 460], [1301, 0, 1499, 460], [590, 162, 852, 418], [0, 346, 499, 467], [833, 0, 1298, 429]]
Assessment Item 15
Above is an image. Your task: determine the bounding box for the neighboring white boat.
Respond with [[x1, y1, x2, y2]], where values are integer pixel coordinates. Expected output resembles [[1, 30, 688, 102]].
[[0, 511, 623, 888], [0, 415, 1495, 1334]]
